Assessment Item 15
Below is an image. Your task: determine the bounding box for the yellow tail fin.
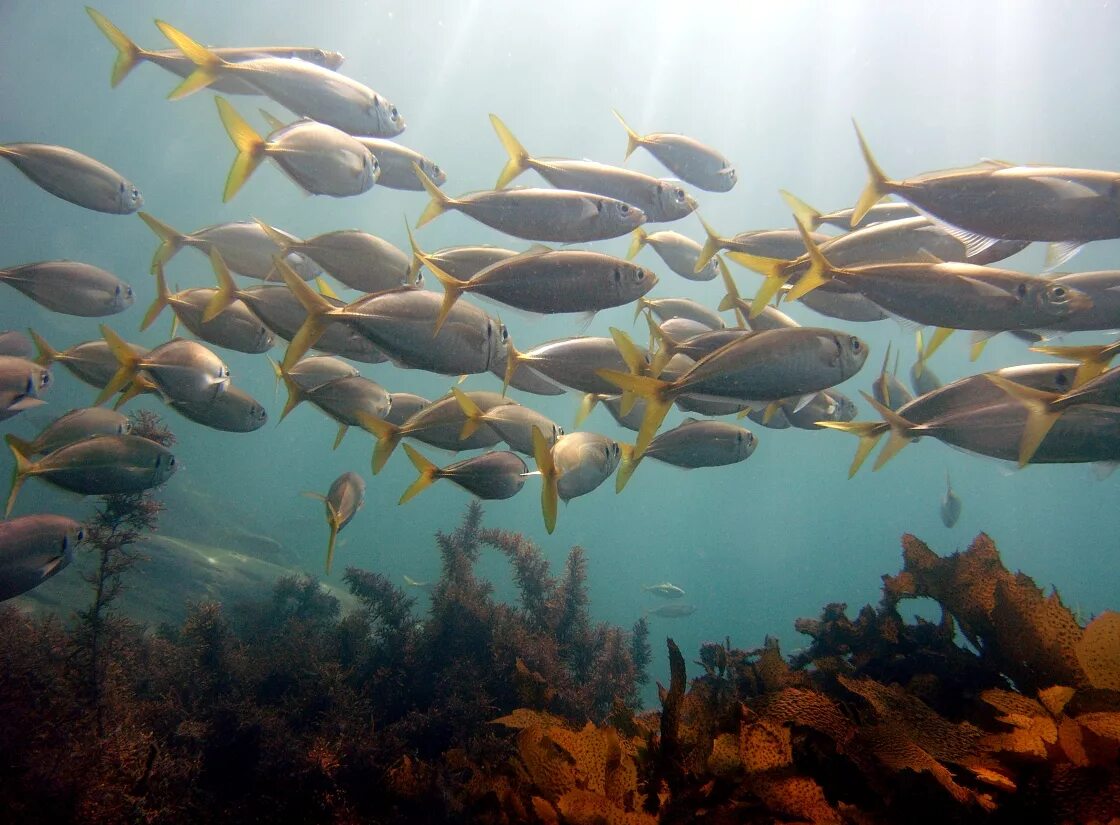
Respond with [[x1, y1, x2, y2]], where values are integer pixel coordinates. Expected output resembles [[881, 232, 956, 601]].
[[780, 190, 823, 232], [215, 97, 266, 202], [202, 248, 239, 323], [626, 227, 648, 261], [614, 442, 641, 493], [784, 217, 836, 303], [5, 434, 35, 517], [413, 162, 454, 227], [86, 7, 145, 88], [278, 368, 305, 422], [27, 328, 59, 366], [155, 20, 226, 99], [608, 327, 647, 416], [596, 369, 674, 458], [142, 265, 172, 331], [575, 393, 599, 428], [611, 110, 643, 160], [694, 216, 725, 273], [95, 324, 141, 406], [815, 420, 889, 478], [356, 412, 403, 475], [406, 223, 463, 334], [531, 426, 559, 534], [275, 255, 335, 371], [451, 387, 485, 441], [323, 501, 340, 574], [850, 120, 893, 227], [489, 113, 532, 189], [860, 392, 917, 471], [399, 444, 440, 504], [138, 211, 188, 273]]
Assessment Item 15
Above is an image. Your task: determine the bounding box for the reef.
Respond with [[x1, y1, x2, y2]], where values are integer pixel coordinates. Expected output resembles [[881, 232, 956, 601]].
[[0, 504, 1116, 823]]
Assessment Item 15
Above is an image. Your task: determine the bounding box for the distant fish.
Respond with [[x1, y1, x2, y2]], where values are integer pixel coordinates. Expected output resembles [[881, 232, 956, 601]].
[[402, 574, 434, 591], [399, 445, 527, 504], [636, 296, 724, 331], [0, 514, 83, 602], [305, 471, 365, 574], [1, 261, 133, 317], [643, 582, 685, 599], [86, 7, 344, 91], [214, 97, 379, 200], [410, 245, 519, 285], [280, 373, 391, 449], [940, 471, 962, 527], [628, 227, 720, 282], [645, 603, 697, 619], [0, 142, 141, 214], [612, 111, 736, 192]]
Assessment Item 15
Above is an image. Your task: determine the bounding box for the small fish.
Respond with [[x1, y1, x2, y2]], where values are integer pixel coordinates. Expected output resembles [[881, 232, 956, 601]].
[[414, 165, 645, 243], [532, 428, 620, 533], [616, 418, 756, 492], [492, 115, 698, 222], [157, 22, 403, 137], [1, 261, 133, 317], [138, 212, 321, 280], [909, 331, 943, 397], [613, 110, 736, 192], [0, 142, 141, 213], [355, 137, 445, 191], [402, 574, 434, 591], [645, 603, 697, 619], [276, 355, 358, 395], [0, 331, 33, 358], [28, 330, 145, 391], [6, 407, 131, 457], [871, 343, 914, 412], [636, 296, 723, 330], [215, 97, 378, 200], [409, 245, 519, 284], [0, 514, 83, 601], [399, 445, 527, 504], [97, 325, 231, 408], [6, 434, 177, 516], [170, 385, 267, 433], [255, 219, 412, 294], [628, 227, 720, 281], [305, 471, 365, 574], [643, 582, 685, 599], [785, 390, 857, 431], [505, 335, 651, 396], [941, 471, 962, 527], [87, 7, 344, 90], [452, 387, 562, 455], [695, 218, 829, 274], [143, 266, 274, 354]]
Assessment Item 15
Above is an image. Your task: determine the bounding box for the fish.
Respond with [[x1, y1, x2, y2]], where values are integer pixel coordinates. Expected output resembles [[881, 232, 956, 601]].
[[399, 446, 527, 504], [452, 387, 563, 455], [410, 245, 520, 284], [0, 331, 32, 359], [5, 434, 177, 516], [601, 326, 869, 456], [627, 227, 721, 281], [418, 238, 656, 332], [402, 574, 434, 591], [1, 261, 133, 317], [613, 110, 736, 192], [645, 603, 697, 619], [169, 385, 267, 433], [305, 471, 365, 574], [636, 296, 724, 331], [695, 218, 830, 273], [941, 471, 962, 527], [852, 122, 1120, 268], [97, 325, 231, 408], [414, 164, 646, 243], [0, 356, 52, 422], [909, 331, 943, 397], [86, 7, 344, 91], [716, 266, 800, 332], [643, 582, 685, 599], [0, 142, 141, 214], [277, 256, 509, 378], [156, 22, 403, 137], [214, 97, 378, 200], [6, 407, 131, 457], [531, 428, 620, 533], [275, 355, 358, 395], [138, 212, 321, 280], [506, 335, 651, 396], [254, 220, 412, 294], [870, 343, 914, 412], [354, 137, 445, 191], [781, 190, 918, 231], [491, 115, 698, 222], [616, 418, 756, 492], [143, 266, 275, 354], [1040, 270, 1120, 332], [0, 514, 83, 601], [280, 373, 391, 449], [384, 393, 430, 427], [28, 331, 145, 391], [784, 390, 857, 431]]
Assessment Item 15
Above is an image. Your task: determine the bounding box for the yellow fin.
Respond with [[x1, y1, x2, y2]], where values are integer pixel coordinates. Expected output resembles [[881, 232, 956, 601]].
[[323, 500, 340, 574], [332, 424, 349, 451], [489, 113, 533, 189], [531, 426, 559, 534], [626, 227, 648, 261], [850, 120, 893, 227], [215, 97, 265, 202], [784, 217, 835, 303], [316, 277, 339, 301], [278, 367, 304, 422], [357, 412, 402, 475], [138, 211, 187, 272], [5, 434, 36, 517], [614, 442, 641, 493], [407, 223, 462, 334], [985, 373, 1062, 467], [612, 110, 643, 160], [94, 324, 141, 406], [253, 217, 295, 254], [451, 386, 485, 441], [413, 162, 453, 227], [780, 190, 823, 232], [694, 216, 724, 273], [816, 420, 888, 477], [1029, 341, 1120, 388], [155, 20, 224, 99], [27, 328, 59, 367], [86, 7, 144, 88], [275, 255, 335, 370], [859, 391, 917, 471], [142, 264, 172, 331], [923, 327, 954, 360], [575, 393, 599, 428], [400, 443, 440, 504], [969, 337, 989, 362], [596, 369, 673, 457]]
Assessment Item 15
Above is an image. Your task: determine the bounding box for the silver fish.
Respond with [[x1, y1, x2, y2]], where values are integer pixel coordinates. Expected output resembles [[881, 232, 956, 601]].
[[400, 446, 527, 503], [617, 418, 755, 491], [7, 407, 130, 456], [1, 261, 133, 317], [0, 142, 141, 214], [941, 471, 962, 527], [170, 385, 267, 433], [0, 356, 52, 421], [98, 327, 231, 408], [614, 111, 736, 192], [646, 603, 697, 619], [255, 220, 411, 294], [384, 393, 430, 427], [533, 429, 620, 533], [643, 582, 685, 599], [143, 268, 274, 354], [279, 355, 358, 394], [452, 387, 562, 455], [355, 137, 445, 190], [782, 190, 918, 232], [628, 228, 720, 282], [307, 471, 365, 573], [508, 336, 650, 396], [28, 331, 145, 390], [411, 245, 519, 284], [284, 374, 391, 449], [0, 514, 83, 601], [637, 296, 723, 330], [0, 331, 33, 358]]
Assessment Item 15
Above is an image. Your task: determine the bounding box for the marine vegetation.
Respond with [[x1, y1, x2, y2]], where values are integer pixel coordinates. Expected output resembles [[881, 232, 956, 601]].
[[1, 506, 1117, 823]]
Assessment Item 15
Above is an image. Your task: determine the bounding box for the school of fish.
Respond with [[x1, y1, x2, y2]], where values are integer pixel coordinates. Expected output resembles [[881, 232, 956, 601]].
[[3, 9, 1120, 603]]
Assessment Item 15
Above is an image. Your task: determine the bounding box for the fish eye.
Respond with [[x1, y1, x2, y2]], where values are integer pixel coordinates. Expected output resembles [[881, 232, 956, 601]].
[[131, 187, 140, 201], [674, 188, 684, 199], [39, 370, 51, 388], [596, 201, 604, 214], [635, 268, 645, 281], [168, 455, 176, 467], [849, 336, 862, 353], [115, 284, 122, 296], [125, 286, 133, 299], [556, 425, 565, 437], [390, 106, 399, 121], [1049, 285, 1068, 301], [76, 528, 85, 543], [500, 325, 510, 342], [313, 48, 326, 61], [431, 164, 441, 176], [619, 203, 630, 214]]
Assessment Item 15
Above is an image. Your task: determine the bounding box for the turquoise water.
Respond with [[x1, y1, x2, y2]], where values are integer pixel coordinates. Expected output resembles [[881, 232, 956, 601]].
[[2, 0, 1118, 701]]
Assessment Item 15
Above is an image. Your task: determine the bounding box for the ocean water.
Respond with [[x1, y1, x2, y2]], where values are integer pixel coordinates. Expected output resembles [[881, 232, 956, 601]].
[[2, 0, 1118, 704]]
